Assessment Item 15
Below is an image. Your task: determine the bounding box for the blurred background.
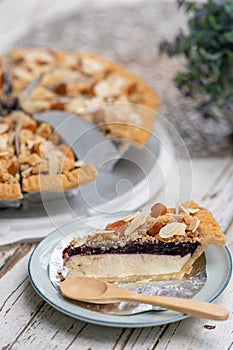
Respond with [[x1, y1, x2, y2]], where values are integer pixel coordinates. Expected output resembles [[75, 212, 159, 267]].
[[0, 0, 232, 157]]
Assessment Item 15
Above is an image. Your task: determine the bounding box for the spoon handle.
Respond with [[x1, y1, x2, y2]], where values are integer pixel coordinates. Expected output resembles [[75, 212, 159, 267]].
[[121, 293, 228, 320]]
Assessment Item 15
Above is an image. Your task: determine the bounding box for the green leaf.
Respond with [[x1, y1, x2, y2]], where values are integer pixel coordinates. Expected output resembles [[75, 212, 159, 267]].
[[208, 15, 222, 30], [199, 48, 224, 60], [224, 31, 233, 43], [184, 2, 197, 13], [224, 3, 233, 15], [211, 62, 220, 79]]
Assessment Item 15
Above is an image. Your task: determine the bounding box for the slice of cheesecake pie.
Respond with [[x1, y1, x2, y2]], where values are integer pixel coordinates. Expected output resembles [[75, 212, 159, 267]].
[[0, 114, 22, 200], [62, 202, 226, 282], [15, 112, 97, 193]]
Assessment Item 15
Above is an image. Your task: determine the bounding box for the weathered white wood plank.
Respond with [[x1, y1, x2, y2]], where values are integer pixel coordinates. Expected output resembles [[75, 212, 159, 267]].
[[0, 157, 232, 350], [64, 324, 132, 350], [200, 158, 233, 232], [0, 252, 46, 349], [10, 304, 87, 350], [111, 326, 164, 350], [0, 244, 20, 270], [0, 244, 33, 278], [148, 157, 230, 208]]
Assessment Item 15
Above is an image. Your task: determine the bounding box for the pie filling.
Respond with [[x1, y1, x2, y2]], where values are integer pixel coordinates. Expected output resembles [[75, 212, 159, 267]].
[[63, 240, 199, 258], [62, 202, 226, 281], [63, 239, 200, 280], [64, 254, 192, 279]]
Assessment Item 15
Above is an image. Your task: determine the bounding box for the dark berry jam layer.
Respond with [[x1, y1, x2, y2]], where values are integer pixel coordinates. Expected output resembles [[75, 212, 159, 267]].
[[63, 240, 200, 259]]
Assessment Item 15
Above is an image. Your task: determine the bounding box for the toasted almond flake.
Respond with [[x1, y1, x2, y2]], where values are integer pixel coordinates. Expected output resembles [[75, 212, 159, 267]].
[[179, 204, 189, 214], [0, 151, 9, 157], [44, 141, 56, 157], [47, 150, 63, 175], [73, 237, 87, 247], [22, 166, 33, 177], [0, 123, 9, 134], [95, 229, 116, 234], [0, 137, 8, 149], [27, 140, 40, 149], [124, 207, 151, 236], [179, 202, 200, 215], [74, 160, 84, 168], [82, 57, 104, 75], [188, 216, 201, 232], [159, 222, 187, 239], [188, 208, 200, 214], [167, 213, 184, 220], [94, 74, 126, 97], [121, 213, 139, 222]]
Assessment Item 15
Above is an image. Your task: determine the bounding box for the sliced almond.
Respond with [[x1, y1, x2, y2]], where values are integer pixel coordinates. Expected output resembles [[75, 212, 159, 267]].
[[82, 57, 104, 75], [73, 237, 87, 248], [94, 74, 126, 97], [74, 160, 84, 168], [95, 230, 116, 234], [22, 166, 33, 178], [159, 222, 187, 239], [167, 213, 184, 220], [187, 216, 200, 233], [48, 150, 63, 175], [121, 213, 139, 222], [124, 207, 151, 236], [188, 208, 200, 214], [0, 123, 9, 134], [0, 151, 9, 157], [105, 220, 127, 235], [179, 204, 189, 214], [180, 202, 200, 215], [0, 138, 8, 149]]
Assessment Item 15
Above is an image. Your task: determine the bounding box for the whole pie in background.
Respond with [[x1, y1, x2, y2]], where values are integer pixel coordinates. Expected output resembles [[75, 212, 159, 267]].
[[0, 48, 161, 200], [12, 48, 161, 146]]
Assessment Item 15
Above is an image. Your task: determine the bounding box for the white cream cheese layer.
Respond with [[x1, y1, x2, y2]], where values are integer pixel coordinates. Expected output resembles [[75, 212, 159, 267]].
[[65, 254, 191, 279]]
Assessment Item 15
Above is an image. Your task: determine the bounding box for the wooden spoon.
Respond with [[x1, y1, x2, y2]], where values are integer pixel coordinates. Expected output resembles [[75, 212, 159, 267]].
[[60, 276, 229, 320]]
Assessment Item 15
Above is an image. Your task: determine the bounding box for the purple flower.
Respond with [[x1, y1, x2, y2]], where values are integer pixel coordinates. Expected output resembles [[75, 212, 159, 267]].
[[224, 103, 233, 111], [175, 32, 185, 43], [158, 42, 165, 51], [194, 11, 204, 20], [202, 105, 210, 119], [158, 41, 170, 53]]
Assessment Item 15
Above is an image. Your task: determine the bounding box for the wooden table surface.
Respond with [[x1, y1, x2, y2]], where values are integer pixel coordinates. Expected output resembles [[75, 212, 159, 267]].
[[0, 0, 233, 348], [0, 157, 233, 350]]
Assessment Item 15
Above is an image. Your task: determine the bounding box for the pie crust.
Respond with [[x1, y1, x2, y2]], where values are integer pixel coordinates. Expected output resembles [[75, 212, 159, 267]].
[[0, 115, 22, 199], [0, 111, 97, 200], [16, 112, 97, 193]]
